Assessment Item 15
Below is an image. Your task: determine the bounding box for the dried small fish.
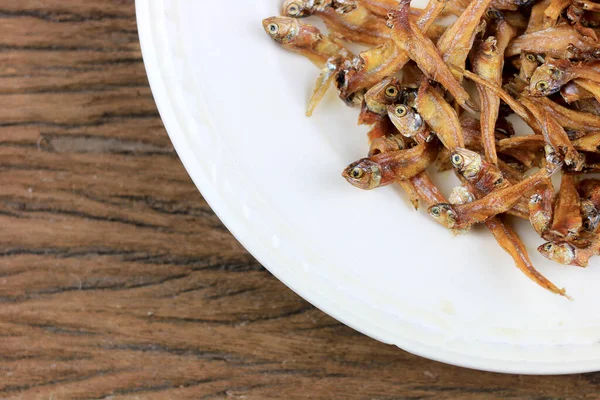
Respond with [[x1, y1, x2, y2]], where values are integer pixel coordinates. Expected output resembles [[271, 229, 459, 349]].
[[388, 0, 479, 114], [338, 0, 448, 98], [263, 0, 600, 294], [452, 147, 531, 218], [263, 17, 353, 115], [416, 82, 465, 149], [538, 239, 598, 267], [282, 0, 358, 16], [518, 53, 542, 83], [581, 199, 600, 232], [363, 76, 404, 116], [428, 168, 554, 230], [437, 0, 493, 74], [534, 96, 600, 134], [369, 135, 421, 208], [471, 18, 516, 164], [549, 173, 583, 239], [342, 139, 439, 189], [263, 17, 351, 67], [282, 0, 389, 45], [486, 217, 568, 296], [529, 181, 555, 236], [387, 104, 434, 144], [520, 96, 584, 170], [529, 59, 600, 96], [506, 25, 600, 59]]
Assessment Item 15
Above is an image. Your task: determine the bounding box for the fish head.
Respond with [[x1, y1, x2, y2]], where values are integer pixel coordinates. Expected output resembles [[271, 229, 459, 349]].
[[581, 200, 600, 232], [342, 158, 383, 190], [386, 104, 423, 137], [364, 77, 402, 114], [262, 17, 300, 44], [281, 0, 314, 17], [529, 63, 564, 96], [538, 242, 576, 265], [450, 148, 482, 179], [428, 203, 458, 229]]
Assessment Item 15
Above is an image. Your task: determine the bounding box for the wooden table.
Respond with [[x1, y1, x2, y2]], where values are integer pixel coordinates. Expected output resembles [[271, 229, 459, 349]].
[[0, 1, 598, 399]]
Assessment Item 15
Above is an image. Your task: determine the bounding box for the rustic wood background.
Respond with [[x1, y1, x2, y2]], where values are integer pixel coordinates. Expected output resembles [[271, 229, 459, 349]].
[[0, 1, 598, 399]]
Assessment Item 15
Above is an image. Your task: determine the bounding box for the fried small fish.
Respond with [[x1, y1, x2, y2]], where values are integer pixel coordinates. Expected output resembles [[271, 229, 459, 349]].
[[388, 0, 479, 114], [343, 139, 439, 189], [428, 168, 554, 229], [529, 59, 600, 97]]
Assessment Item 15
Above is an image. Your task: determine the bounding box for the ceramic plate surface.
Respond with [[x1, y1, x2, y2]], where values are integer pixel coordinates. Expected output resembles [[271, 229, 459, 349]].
[[137, 0, 600, 374]]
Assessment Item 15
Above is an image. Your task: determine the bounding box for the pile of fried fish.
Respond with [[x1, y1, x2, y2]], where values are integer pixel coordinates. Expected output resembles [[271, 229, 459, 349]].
[[263, 0, 600, 297]]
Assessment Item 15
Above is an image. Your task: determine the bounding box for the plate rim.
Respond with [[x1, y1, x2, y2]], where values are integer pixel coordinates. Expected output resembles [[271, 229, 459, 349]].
[[135, 0, 600, 375]]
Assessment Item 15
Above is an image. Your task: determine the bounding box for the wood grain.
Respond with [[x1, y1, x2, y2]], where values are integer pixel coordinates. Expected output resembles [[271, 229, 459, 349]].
[[0, 1, 599, 399]]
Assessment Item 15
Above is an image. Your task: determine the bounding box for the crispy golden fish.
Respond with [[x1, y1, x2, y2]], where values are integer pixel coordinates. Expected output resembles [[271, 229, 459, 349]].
[[282, 0, 358, 16], [451, 148, 508, 194], [448, 159, 567, 295], [545, 0, 573, 25], [506, 25, 600, 59], [472, 19, 516, 164], [486, 217, 568, 297], [282, 0, 389, 45], [550, 173, 583, 239], [518, 53, 542, 83], [342, 139, 439, 189], [451, 147, 531, 219], [538, 235, 600, 267], [363, 76, 403, 116], [428, 168, 554, 230], [416, 82, 466, 150], [411, 171, 447, 206], [263, 0, 600, 291], [529, 180, 555, 237], [388, 0, 479, 114], [387, 104, 434, 144], [369, 135, 421, 208], [457, 67, 540, 129], [437, 0, 493, 74], [338, 0, 448, 98], [263, 17, 351, 67], [520, 96, 584, 170], [534, 96, 600, 134], [529, 59, 600, 96], [263, 17, 353, 115]]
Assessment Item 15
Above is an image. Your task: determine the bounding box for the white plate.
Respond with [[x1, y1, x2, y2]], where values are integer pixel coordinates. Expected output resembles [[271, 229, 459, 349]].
[[137, 0, 600, 374]]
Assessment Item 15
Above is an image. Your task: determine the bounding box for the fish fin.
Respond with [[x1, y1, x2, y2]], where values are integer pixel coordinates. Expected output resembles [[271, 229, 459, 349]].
[[306, 61, 338, 117]]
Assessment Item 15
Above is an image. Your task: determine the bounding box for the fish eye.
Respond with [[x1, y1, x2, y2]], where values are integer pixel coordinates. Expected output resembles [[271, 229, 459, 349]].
[[544, 243, 553, 251], [351, 167, 363, 179], [525, 54, 536, 62], [451, 153, 463, 167], [268, 23, 279, 34], [287, 3, 300, 16], [530, 194, 541, 204], [494, 177, 504, 186], [385, 86, 399, 98], [394, 105, 408, 117], [431, 207, 440, 216], [535, 80, 549, 92], [485, 9, 497, 18]]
